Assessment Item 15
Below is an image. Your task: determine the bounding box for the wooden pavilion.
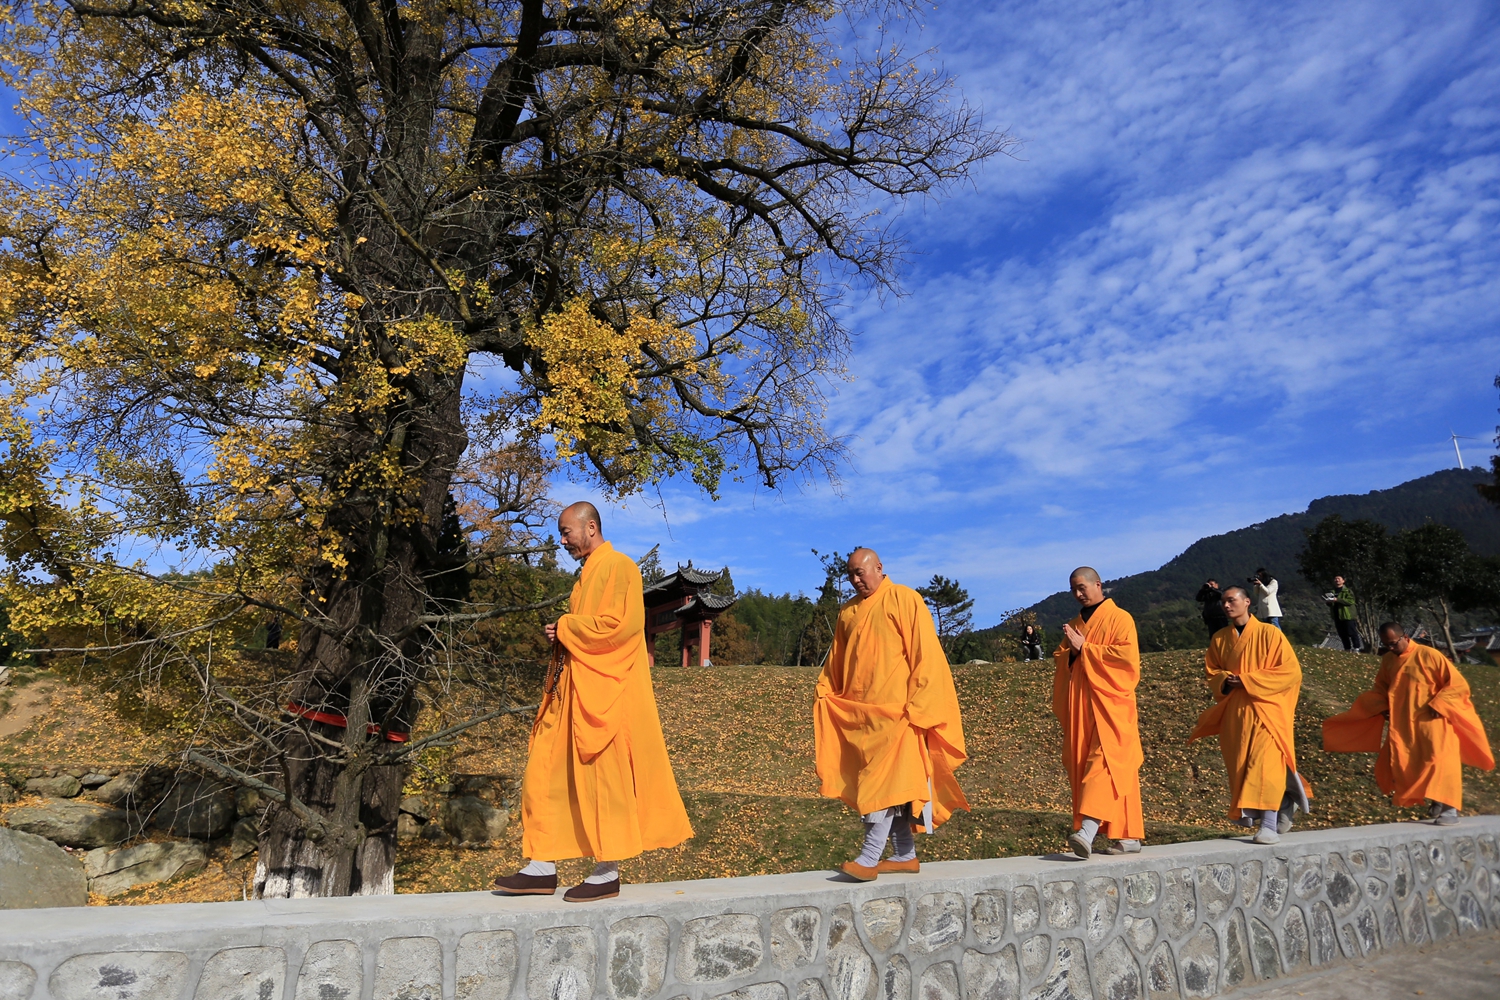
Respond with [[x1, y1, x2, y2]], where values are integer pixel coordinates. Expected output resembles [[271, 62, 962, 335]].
[[642, 565, 737, 667]]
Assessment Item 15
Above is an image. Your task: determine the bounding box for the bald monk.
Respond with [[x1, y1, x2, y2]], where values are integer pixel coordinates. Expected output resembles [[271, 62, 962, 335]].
[[1189, 586, 1311, 845], [492, 502, 692, 900], [1324, 622, 1493, 826], [815, 548, 968, 881], [1053, 567, 1145, 858]]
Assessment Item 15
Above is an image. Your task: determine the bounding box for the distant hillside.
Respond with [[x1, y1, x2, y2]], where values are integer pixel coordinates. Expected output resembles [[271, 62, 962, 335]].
[[1019, 469, 1500, 650]]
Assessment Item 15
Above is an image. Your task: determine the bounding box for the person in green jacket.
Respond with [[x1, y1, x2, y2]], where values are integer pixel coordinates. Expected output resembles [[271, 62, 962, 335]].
[[1326, 576, 1359, 650]]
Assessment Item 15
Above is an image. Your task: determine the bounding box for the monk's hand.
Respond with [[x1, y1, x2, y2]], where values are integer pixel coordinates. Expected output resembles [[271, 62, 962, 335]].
[[1223, 674, 1243, 692], [1063, 622, 1085, 652], [544, 621, 558, 643]]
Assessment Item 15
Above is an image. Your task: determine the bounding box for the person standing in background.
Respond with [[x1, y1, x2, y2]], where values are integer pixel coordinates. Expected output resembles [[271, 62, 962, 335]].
[[1196, 579, 1229, 638], [1326, 576, 1359, 651], [1251, 568, 1281, 629]]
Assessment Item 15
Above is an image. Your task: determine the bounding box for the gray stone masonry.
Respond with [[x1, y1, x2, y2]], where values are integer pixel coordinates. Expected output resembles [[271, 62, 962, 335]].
[[0, 819, 1498, 1000]]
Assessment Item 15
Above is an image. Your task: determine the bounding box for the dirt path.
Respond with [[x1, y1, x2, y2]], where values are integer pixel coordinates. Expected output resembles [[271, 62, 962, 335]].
[[0, 682, 55, 740]]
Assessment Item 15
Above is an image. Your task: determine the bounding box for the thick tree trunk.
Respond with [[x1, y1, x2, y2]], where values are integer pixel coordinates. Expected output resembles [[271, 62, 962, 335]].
[[256, 378, 466, 898]]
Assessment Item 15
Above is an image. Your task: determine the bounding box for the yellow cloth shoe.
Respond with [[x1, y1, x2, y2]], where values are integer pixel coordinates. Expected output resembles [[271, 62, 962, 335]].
[[840, 860, 879, 882], [876, 858, 920, 873]]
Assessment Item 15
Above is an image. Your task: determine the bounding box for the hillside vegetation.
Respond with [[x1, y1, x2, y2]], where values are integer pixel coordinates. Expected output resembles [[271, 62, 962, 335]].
[[3, 645, 1497, 903]]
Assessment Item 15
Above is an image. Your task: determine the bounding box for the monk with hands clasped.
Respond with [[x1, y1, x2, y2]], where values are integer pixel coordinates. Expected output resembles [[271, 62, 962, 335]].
[[1323, 622, 1493, 825], [492, 502, 692, 901], [1053, 567, 1145, 859], [814, 548, 969, 881]]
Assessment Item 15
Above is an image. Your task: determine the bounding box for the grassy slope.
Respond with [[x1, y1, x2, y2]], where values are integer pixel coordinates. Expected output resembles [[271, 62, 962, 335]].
[[3, 648, 1499, 902]]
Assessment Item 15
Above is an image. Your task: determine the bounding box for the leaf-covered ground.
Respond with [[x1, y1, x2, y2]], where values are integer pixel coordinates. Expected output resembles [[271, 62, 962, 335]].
[[3, 647, 1498, 902]]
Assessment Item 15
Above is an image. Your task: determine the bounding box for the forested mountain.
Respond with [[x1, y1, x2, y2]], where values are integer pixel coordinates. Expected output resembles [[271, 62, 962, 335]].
[[1019, 468, 1499, 649]]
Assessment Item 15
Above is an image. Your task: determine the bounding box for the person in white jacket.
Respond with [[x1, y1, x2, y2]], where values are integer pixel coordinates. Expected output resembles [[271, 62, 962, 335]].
[[1251, 568, 1281, 629]]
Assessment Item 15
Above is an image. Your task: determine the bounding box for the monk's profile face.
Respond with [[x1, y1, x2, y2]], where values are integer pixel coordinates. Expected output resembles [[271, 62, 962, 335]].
[[1380, 628, 1410, 655], [1070, 575, 1104, 607], [847, 549, 885, 598], [557, 508, 601, 560], [1222, 587, 1251, 624]]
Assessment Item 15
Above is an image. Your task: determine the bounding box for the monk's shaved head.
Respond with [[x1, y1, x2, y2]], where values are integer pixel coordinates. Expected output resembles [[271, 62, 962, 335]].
[[557, 501, 604, 561], [847, 547, 885, 599], [1069, 566, 1101, 585], [560, 501, 601, 532], [850, 547, 881, 568], [1221, 585, 1249, 601]]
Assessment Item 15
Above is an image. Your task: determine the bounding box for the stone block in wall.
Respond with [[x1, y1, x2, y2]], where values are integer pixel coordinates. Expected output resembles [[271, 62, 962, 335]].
[[1144, 943, 1178, 1000], [826, 906, 877, 1000], [1018, 936, 1049, 981], [1371, 847, 1392, 874], [713, 983, 787, 1000], [1176, 926, 1217, 999], [1479, 835, 1498, 863], [195, 946, 286, 1000], [1043, 882, 1079, 931], [1012, 887, 1040, 935], [1122, 915, 1155, 955], [293, 940, 362, 1000], [1434, 870, 1459, 906], [1393, 847, 1414, 902], [457, 929, 519, 1000], [1325, 855, 1361, 917], [1195, 866, 1234, 921], [971, 891, 1008, 947], [373, 937, 442, 1000], [1259, 859, 1287, 918], [1290, 856, 1323, 902], [1084, 878, 1118, 943], [1160, 870, 1195, 938], [1237, 862, 1261, 908], [1310, 903, 1337, 965], [1091, 938, 1141, 1000], [771, 908, 822, 970], [1124, 873, 1159, 913], [1378, 900, 1402, 949], [862, 898, 908, 952], [1423, 888, 1458, 941], [1246, 918, 1278, 982], [1220, 912, 1248, 992], [1349, 907, 1378, 955], [1456, 892, 1488, 934], [49, 951, 190, 1000], [0, 961, 37, 1000], [1025, 937, 1088, 1000], [798, 981, 829, 1000], [909, 893, 964, 955], [1410, 841, 1434, 885], [678, 914, 764, 983], [607, 918, 668, 1000], [960, 945, 1019, 1000], [1402, 895, 1429, 945], [880, 956, 910, 1000], [1280, 907, 1309, 973], [917, 961, 958, 1000], [530, 927, 597, 1000], [1454, 837, 1476, 875]]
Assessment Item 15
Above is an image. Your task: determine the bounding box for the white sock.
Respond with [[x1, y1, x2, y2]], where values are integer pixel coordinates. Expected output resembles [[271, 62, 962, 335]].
[[889, 810, 916, 862], [856, 808, 897, 866], [1078, 817, 1100, 845], [584, 861, 618, 884], [1259, 810, 1278, 834], [520, 860, 556, 876]]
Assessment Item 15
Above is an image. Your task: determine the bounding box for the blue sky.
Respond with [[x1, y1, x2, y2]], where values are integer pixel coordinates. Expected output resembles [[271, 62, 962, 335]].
[[575, 0, 1500, 620]]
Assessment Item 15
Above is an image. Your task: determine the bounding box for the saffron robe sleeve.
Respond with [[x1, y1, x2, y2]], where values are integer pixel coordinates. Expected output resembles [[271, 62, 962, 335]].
[[1051, 599, 1145, 840], [814, 578, 969, 829], [1324, 643, 1493, 809], [521, 541, 693, 861], [1189, 617, 1311, 819]]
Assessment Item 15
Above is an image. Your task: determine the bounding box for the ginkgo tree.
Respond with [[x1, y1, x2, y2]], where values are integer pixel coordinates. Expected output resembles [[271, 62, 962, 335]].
[[0, 0, 1008, 897]]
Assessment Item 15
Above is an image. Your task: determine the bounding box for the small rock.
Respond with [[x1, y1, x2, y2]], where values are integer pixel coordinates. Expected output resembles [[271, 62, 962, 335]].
[[83, 840, 208, 897], [421, 820, 452, 844], [0, 783, 16, 805], [441, 796, 508, 845], [234, 786, 261, 817], [89, 770, 151, 807], [230, 817, 259, 859], [5, 797, 130, 848], [25, 767, 44, 779], [0, 827, 88, 908], [26, 775, 82, 798], [66, 768, 87, 779], [400, 794, 434, 821], [397, 813, 421, 840], [152, 776, 236, 839], [78, 773, 113, 789]]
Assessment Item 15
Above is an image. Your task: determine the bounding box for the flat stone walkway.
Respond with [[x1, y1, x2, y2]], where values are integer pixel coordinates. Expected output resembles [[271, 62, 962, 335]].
[[1233, 932, 1500, 999]]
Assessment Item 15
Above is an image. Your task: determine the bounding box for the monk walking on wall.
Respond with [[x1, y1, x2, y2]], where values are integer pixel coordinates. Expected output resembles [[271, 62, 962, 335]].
[[814, 548, 968, 881], [492, 503, 692, 901]]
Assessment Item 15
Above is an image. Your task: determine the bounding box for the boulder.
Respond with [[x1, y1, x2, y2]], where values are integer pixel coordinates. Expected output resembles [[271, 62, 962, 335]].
[[399, 794, 434, 821], [234, 785, 261, 817], [83, 840, 208, 897], [229, 817, 259, 860], [152, 776, 236, 840], [0, 782, 16, 805], [26, 774, 82, 798], [5, 797, 130, 848], [79, 772, 114, 789], [88, 770, 154, 807], [397, 813, 421, 840], [440, 795, 509, 845], [0, 827, 87, 908]]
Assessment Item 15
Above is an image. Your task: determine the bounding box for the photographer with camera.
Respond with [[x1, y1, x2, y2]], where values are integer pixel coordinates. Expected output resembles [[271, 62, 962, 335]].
[[1250, 568, 1281, 629], [1194, 579, 1229, 638]]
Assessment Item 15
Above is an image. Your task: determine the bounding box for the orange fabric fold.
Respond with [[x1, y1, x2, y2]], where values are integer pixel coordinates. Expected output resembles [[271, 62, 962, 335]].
[[814, 577, 969, 829], [1323, 642, 1494, 809], [1189, 617, 1312, 819], [1051, 599, 1145, 840], [521, 541, 693, 861]]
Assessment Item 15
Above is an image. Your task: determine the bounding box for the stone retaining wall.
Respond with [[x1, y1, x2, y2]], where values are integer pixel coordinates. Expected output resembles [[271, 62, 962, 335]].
[[1, 819, 1497, 1000]]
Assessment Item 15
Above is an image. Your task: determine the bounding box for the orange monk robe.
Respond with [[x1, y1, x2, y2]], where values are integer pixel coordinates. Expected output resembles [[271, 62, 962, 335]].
[[814, 577, 969, 829], [1189, 617, 1313, 820], [521, 541, 693, 862], [1323, 642, 1493, 809], [1051, 599, 1145, 840]]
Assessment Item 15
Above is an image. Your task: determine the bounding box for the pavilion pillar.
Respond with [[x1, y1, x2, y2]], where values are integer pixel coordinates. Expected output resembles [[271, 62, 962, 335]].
[[699, 620, 712, 667]]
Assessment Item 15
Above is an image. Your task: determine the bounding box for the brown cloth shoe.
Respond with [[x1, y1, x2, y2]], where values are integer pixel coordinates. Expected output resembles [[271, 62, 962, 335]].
[[564, 877, 621, 902], [876, 858, 920, 873], [492, 871, 558, 895], [840, 860, 879, 882]]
